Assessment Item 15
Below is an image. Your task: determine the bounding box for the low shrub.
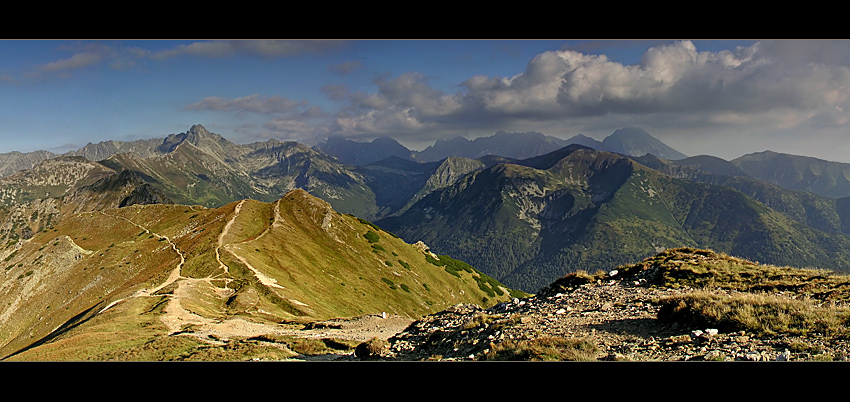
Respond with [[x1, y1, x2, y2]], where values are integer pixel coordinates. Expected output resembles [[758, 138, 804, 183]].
[[381, 277, 396, 290], [363, 231, 380, 243]]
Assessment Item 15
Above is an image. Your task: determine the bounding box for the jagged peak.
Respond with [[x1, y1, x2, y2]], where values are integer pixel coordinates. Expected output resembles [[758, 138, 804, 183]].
[[189, 124, 210, 136]]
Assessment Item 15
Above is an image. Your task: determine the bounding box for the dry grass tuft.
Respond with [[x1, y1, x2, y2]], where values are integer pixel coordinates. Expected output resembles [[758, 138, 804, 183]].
[[657, 290, 850, 337], [486, 336, 598, 361]]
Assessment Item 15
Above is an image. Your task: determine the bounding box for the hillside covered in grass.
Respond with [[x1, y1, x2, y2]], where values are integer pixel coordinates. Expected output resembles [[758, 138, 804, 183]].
[[0, 189, 521, 361]]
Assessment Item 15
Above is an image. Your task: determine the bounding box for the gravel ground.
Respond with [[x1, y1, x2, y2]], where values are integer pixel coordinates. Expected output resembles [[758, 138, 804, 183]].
[[347, 277, 850, 361]]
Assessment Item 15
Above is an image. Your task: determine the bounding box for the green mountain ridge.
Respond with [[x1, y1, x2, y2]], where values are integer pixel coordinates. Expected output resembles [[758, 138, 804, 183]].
[[732, 150, 850, 199], [378, 147, 850, 292], [0, 189, 517, 360]]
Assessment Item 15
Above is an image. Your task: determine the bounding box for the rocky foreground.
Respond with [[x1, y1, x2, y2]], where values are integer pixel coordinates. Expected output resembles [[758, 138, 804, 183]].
[[344, 249, 850, 362]]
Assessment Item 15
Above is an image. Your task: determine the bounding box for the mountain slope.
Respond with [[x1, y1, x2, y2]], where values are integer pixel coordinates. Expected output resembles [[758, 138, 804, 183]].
[[0, 189, 517, 360], [0, 150, 58, 178], [732, 150, 850, 198], [635, 153, 849, 236], [378, 146, 850, 292], [0, 156, 170, 243]]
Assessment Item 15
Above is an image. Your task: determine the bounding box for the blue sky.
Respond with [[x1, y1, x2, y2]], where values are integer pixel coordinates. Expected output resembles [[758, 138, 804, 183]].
[[3, 39, 850, 163]]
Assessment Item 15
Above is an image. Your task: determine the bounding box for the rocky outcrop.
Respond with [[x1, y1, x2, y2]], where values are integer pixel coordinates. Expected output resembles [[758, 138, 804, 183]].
[[354, 251, 850, 361]]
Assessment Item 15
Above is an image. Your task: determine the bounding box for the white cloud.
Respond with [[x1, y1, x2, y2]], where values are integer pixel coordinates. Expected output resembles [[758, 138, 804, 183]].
[[38, 51, 103, 72], [152, 40, 346, 60], [184, 94, 307, 114], [328, 40, 850, 143]]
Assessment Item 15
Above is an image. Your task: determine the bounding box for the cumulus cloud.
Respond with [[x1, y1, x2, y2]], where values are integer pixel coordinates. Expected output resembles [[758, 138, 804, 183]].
[[329, 72, 466, 136], [327, 40, 850, 143]]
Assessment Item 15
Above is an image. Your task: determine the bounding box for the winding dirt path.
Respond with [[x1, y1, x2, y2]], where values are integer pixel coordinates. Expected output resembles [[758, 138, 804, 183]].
[[95, 211, 186, 314], [215, 200, 244, 275], [220, 199, 287, 290], [93, 210, 225, 335], [91, 201, 369, 342]]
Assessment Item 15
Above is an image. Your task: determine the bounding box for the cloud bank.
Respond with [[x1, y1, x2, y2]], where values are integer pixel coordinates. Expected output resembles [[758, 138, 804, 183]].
[[296, 40, 850, 159], [325, 41, 850, 135]]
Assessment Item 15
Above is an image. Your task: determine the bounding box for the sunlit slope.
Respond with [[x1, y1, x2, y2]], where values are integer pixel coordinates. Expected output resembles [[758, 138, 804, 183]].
[[219, 190, 515, 319], [0, 204, 196, 359], [0, 189, 514, 360]]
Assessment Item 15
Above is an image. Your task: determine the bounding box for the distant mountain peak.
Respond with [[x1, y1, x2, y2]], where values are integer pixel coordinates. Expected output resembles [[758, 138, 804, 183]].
[[189, 124, 210, 136], [318, 135, 415, 166], [602, 127, 688, 160], [565, 133, 604, 150], [415, 131, 569, 162]]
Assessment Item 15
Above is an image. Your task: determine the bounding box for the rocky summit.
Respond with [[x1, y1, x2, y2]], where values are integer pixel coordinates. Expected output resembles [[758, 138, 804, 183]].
[[347, 248, 850, 361]]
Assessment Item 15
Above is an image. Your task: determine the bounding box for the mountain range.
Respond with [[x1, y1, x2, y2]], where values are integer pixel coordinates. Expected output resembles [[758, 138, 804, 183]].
[[314, 126, 689, 165], [4, 125, 850, 294], [6, 123, 850, 359]]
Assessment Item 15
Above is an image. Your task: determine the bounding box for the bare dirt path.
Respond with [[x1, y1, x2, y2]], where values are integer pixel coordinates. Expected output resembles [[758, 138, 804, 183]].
[[94, 210, 223, 335], [92, 202, 414, 350], [95, 211, 186, 314], [219, 199, 287, 290], [215, 200, 244, 275]]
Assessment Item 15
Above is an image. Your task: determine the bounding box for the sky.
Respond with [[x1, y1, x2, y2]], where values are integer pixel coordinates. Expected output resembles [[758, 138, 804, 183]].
[[3, 39, 850, 163]]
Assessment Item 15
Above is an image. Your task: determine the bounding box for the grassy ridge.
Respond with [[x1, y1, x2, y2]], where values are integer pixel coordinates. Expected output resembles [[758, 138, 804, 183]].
[[0, 190, 518, 360]]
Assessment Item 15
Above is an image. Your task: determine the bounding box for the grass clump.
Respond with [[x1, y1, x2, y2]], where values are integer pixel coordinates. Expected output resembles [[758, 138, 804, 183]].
[[363, 231, 380, 243], [657, 290, 850, 337], [461, 313, 498, 330], [486, 336, 598, 361], [381, 277, 396, 290]]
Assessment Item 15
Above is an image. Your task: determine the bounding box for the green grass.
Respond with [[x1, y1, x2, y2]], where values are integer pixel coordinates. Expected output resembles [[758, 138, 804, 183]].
[[363, 231, 380, 243]]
